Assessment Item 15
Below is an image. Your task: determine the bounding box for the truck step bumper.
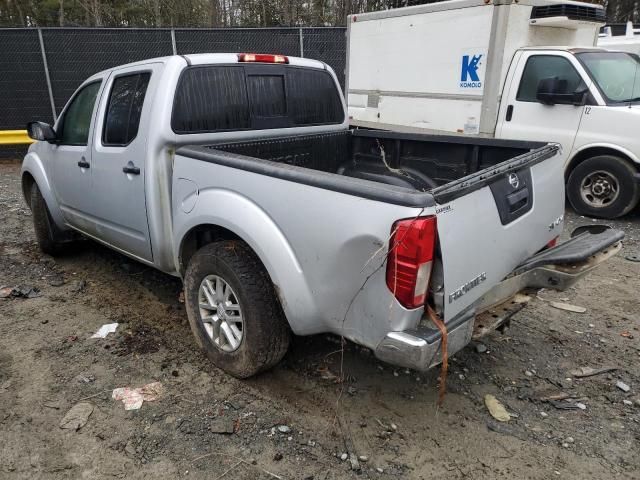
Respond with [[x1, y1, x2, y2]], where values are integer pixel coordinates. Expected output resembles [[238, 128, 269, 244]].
[[373, 225, 623, 372], [478, 225, 623, 311], [513, 225, 624, 275]]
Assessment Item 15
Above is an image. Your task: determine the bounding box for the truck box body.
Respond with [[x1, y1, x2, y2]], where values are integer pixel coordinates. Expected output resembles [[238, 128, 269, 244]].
[[347, 0, 604, 135]]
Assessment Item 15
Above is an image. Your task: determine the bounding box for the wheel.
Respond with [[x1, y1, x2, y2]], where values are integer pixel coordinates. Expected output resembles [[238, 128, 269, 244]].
[[183, 240, 290, 378], [567, 155, 640, 219], [30, 182, 66, 255]]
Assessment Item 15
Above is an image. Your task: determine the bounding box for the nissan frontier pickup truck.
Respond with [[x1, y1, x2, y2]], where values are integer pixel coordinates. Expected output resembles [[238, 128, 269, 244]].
[[22, 53, 623, 378]]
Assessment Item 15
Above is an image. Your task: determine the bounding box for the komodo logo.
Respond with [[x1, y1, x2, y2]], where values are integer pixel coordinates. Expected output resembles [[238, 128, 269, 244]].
[[449, 272, 487, 304], [460, 54, 483, 88]]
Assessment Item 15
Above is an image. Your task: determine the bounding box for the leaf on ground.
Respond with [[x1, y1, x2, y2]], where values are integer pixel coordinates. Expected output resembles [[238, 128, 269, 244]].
[[59, 402, 94, 430], [570, 366, 617, 378], [550, 302, 586, 313], [484, 394, 510, 422]]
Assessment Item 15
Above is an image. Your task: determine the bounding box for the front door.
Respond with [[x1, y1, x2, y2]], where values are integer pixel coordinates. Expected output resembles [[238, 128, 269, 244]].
[[50, 80, 103, 231], [88, 64, 159, 262], [496, 52, 591, 162]]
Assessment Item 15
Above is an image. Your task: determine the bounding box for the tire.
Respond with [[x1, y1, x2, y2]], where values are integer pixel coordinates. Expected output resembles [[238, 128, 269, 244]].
[[183, 240, 290, 378], [30, 183, 66, 256], [567, 155, 640, 219]]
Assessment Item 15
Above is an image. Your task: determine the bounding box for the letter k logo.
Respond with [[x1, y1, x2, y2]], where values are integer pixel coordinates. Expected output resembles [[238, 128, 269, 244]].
[[461, 54, 482, 82]]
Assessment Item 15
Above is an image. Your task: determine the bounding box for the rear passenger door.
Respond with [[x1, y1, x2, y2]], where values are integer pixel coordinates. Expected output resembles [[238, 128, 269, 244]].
[[89, 64, 160, 261]]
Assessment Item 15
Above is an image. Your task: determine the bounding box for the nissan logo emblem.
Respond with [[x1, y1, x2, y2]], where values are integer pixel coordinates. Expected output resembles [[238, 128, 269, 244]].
[[508, 173, 520, 189]]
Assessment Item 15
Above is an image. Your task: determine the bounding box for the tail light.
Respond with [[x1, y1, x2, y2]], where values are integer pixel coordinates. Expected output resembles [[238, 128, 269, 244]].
[[546, 236, 559, 249], [238, 53, 289, 64], [386, 216, 437, 309]]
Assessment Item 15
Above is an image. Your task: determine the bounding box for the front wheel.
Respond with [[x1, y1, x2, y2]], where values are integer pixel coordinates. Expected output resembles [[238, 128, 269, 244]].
[[183, 240, 290, 378], [567, 155, 640, 219]]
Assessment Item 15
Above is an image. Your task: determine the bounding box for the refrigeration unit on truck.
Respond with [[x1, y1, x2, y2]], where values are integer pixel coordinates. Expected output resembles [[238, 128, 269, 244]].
[[347, 0, 640, 219]]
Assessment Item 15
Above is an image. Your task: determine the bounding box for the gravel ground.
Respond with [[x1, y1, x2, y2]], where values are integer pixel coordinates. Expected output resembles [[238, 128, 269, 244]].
[[1, 160, 639, 479]]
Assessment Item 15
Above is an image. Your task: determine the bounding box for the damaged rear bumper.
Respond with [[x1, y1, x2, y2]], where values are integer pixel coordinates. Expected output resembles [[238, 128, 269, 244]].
[[374, 225, 624, 372]]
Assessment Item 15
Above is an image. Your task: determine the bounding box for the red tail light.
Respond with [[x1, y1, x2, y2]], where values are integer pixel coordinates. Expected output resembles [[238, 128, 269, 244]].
[[546, 236, 559, 249], [386, 216, 437, 309], [238, 53, 289, 64]]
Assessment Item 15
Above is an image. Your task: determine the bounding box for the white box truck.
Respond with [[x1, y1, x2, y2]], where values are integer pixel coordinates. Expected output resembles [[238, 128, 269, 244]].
[[347, 0, 640, 219]]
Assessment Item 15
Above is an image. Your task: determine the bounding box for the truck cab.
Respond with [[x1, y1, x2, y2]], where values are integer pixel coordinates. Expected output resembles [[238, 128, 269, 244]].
[[496, 47, 640, 219], [347, 0, 640, 219]]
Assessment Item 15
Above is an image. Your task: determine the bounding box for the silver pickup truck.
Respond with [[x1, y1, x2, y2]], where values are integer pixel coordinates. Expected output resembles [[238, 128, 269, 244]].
[[22, 53, 623, 378]]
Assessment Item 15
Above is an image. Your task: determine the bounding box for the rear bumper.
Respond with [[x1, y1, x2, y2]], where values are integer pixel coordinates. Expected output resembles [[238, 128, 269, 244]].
[[374, 226, 624, 372]]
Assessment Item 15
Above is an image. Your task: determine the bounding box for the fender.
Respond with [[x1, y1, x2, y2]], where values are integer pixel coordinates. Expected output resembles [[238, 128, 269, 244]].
[[569, 142, 640, 167], [173, 187, 318, 335], [21, 151, 67, 229]]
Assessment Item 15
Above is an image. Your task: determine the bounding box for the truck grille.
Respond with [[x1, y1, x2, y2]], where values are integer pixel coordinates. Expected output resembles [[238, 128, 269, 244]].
[[530, 4, 606, 23]]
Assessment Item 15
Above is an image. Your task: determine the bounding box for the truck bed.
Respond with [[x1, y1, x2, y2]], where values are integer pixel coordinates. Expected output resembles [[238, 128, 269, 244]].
[[173, 126, 565, 359], [179, 129, 551, 204]]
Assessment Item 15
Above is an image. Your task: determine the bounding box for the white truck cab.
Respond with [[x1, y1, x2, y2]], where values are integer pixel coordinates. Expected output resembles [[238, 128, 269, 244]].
[[347, 0, 640, 218]]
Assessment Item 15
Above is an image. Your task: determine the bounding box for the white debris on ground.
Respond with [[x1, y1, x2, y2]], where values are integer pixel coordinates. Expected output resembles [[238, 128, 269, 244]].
[[91, 323, 119, 339]]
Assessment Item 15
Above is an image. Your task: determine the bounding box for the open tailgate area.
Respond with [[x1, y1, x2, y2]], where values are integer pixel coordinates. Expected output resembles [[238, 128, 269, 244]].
[[433, 144, 567, 322]]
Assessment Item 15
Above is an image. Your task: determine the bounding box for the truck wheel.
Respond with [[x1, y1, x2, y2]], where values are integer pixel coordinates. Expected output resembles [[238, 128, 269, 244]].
[[183, 240, 290, 378], [567, 155, 640, 219], [30, 183, 66, 256]]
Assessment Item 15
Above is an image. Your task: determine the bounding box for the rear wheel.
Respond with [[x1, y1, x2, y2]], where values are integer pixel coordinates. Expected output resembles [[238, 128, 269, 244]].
[[567, 155, 640, 219], [183, 240, 290, 378], [30, 183, 66, 256]]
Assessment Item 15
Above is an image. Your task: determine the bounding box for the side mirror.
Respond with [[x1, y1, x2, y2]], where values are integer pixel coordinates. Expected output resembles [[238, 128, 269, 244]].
[[536, 77, 586, 106], [27, 121, 57, 143]]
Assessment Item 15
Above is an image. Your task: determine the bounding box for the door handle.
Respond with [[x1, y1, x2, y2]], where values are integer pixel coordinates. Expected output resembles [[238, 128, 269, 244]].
[[77, 159, 90, 169], [506, 104, 514, 122], [122, 164, 140, 175]]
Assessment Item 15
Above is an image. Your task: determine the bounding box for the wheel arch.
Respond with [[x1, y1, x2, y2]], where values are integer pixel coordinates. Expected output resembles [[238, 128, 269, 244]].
[[21, 153, 67, 228], [21, 171, 36, 209], [176, 219, 315, 335], [178, 224, 242, 276], [565, 145, 639, 182]]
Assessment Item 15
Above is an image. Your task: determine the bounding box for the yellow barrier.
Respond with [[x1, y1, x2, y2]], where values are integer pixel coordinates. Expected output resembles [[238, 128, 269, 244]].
[[0, 130, 35, 145]]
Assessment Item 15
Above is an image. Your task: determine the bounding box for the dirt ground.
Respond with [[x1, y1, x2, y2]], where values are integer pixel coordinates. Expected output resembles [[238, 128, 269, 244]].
[[1, 160, 639, 480]]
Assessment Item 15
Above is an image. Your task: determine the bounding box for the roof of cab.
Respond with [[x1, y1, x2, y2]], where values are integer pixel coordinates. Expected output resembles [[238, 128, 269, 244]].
[[87, 53, 326, 80], [518, 46, 608, 52]]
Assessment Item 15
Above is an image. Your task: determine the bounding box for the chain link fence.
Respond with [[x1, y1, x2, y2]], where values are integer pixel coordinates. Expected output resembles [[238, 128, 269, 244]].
[[0, 27, 345, 137]]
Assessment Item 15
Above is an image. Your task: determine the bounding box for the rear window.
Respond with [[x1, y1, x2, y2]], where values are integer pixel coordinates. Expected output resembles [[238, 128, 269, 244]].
[[247, 75, 286, 117], [288, 68, 344, 125], [171, 65, 344, 134], [172, 67, 250, 133]]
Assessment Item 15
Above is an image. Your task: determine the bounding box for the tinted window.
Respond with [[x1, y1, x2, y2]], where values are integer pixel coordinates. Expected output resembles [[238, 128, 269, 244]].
[[517, 56, 584, 102], [288, 68, 344, 125], [172, 67, 250, 133], [103, 73, 151, 146], [171, 65, 343, 134], [247, 75, 286, 117], [59, 82, 101, 145]]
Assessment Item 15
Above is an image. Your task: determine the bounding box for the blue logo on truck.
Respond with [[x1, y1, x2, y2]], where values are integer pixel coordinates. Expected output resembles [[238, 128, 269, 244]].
[[460, 54, 482, 88]]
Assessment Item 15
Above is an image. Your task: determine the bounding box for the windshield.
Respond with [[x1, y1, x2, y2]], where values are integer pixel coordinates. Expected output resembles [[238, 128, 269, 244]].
[[577, 51, 640, 103]]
